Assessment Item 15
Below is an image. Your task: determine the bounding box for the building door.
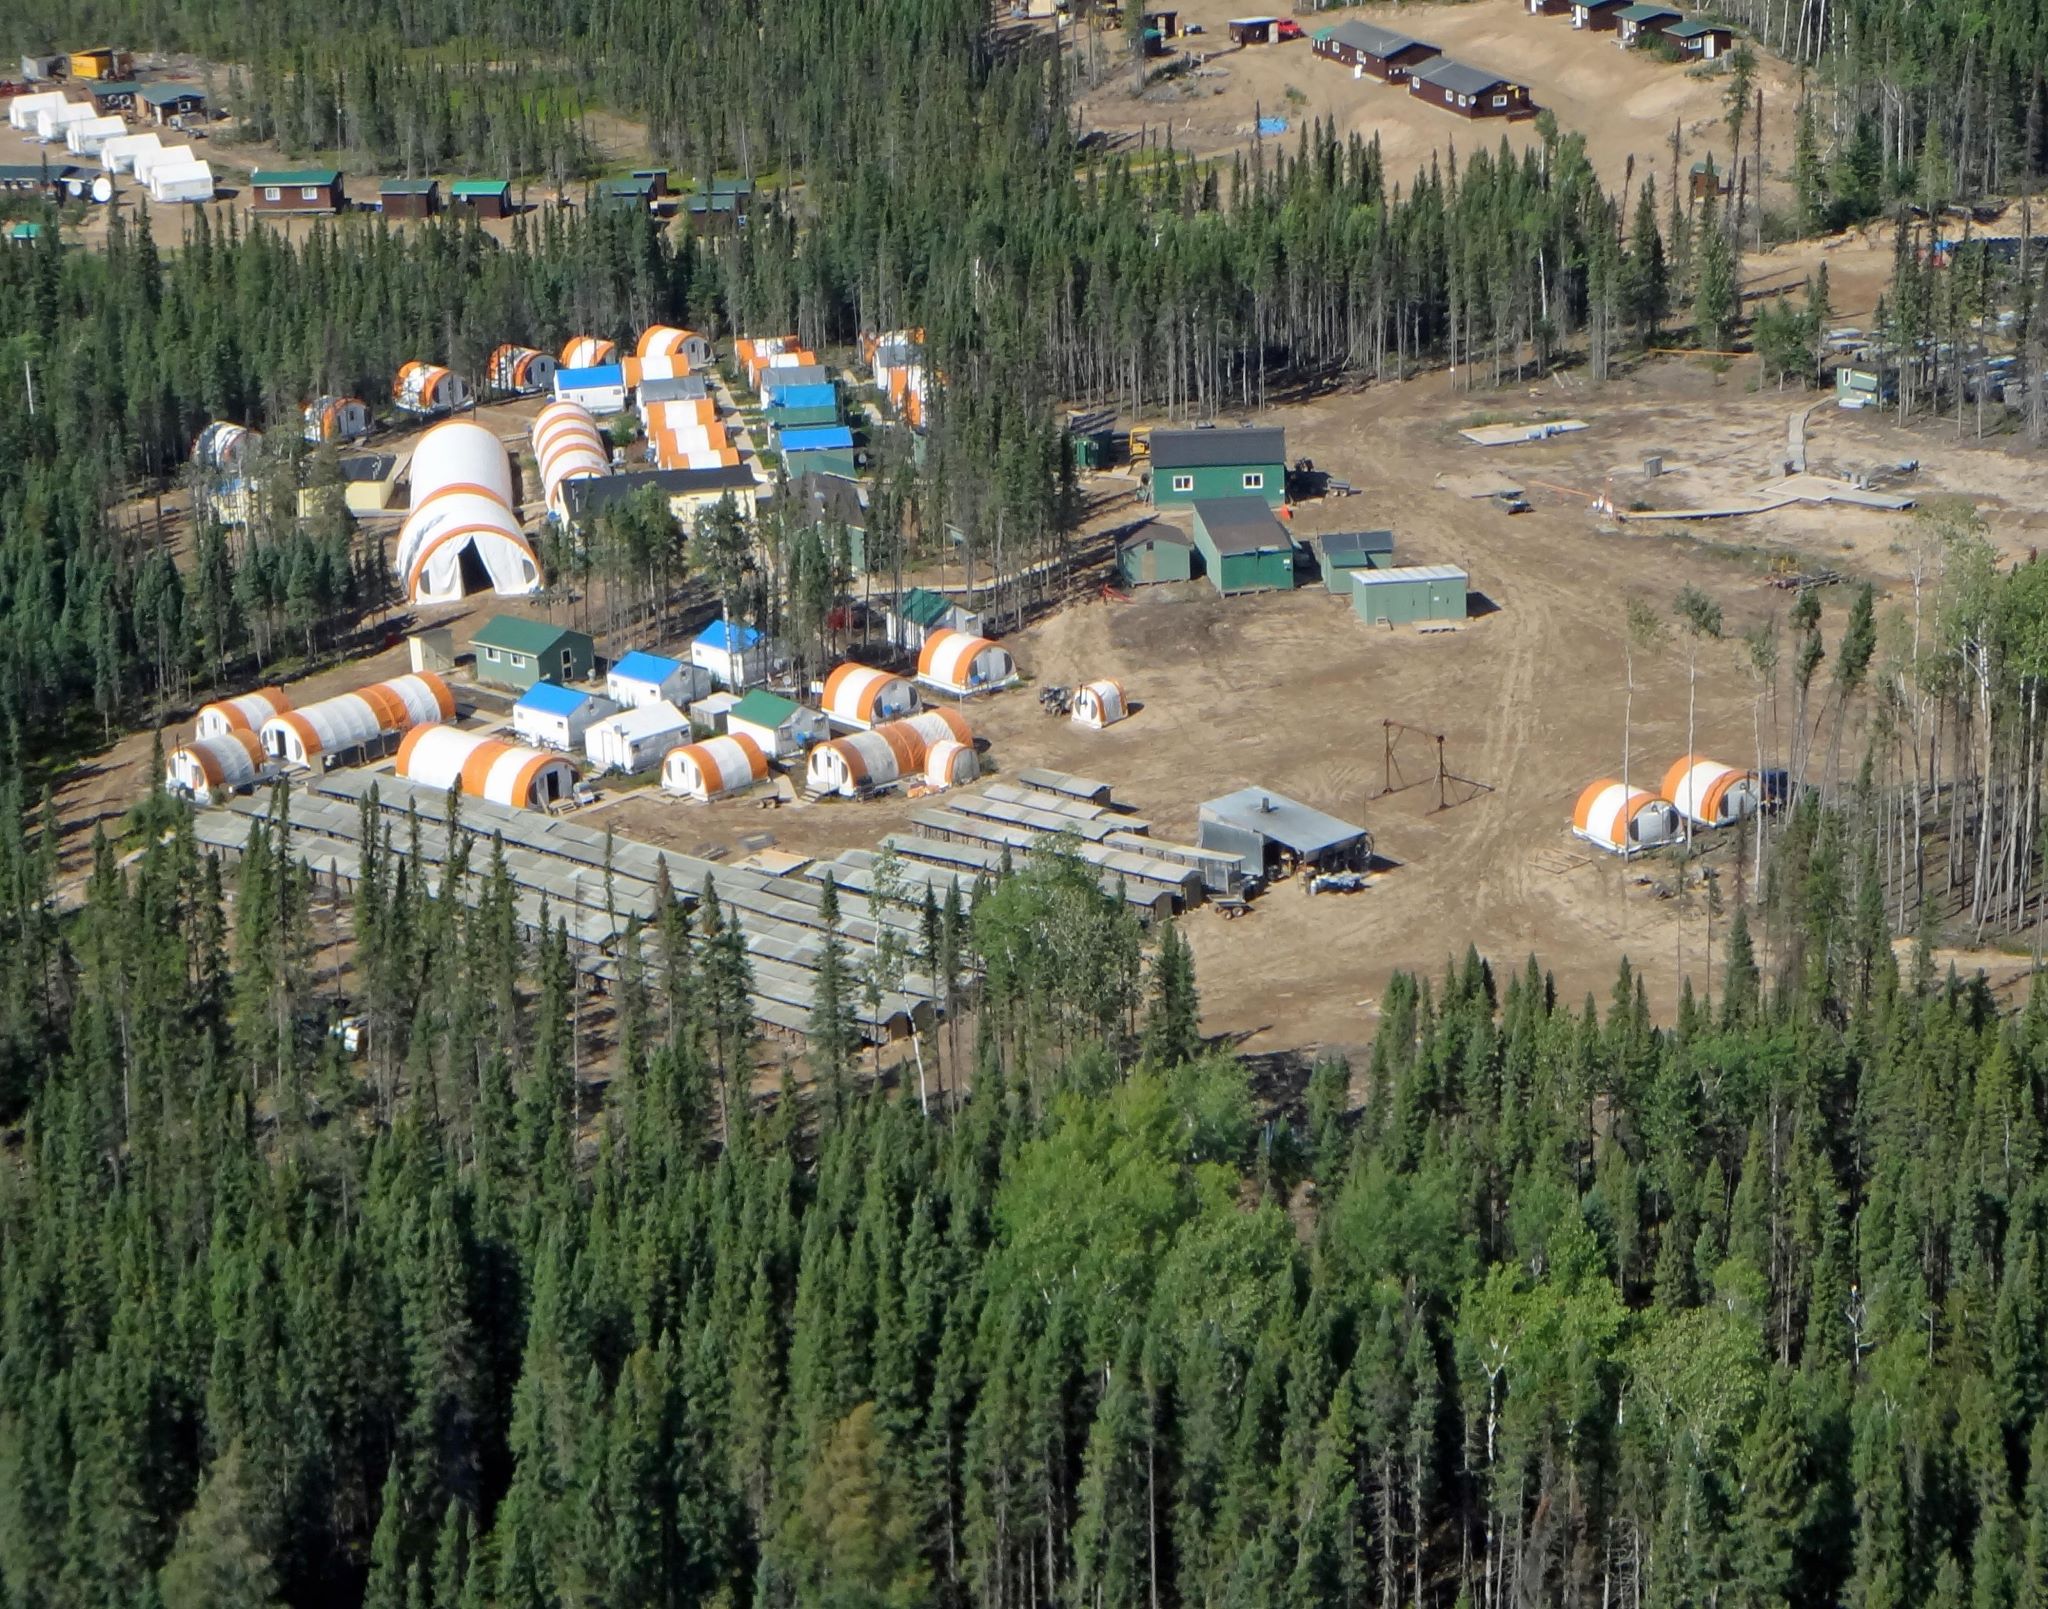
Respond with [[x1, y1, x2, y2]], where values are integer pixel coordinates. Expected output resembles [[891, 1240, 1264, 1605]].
[[561, 648, 576, 679]]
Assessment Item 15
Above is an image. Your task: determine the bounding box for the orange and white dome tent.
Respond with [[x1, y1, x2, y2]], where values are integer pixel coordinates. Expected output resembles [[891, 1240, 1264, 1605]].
[[393, 420, 542, 603], [1659, 755, 1761, 829], [197, 687, 290, 740], [916, 629, 1016, 696], [636, 326, 711, 368], [821, 663, 919, 728], [662, 732, 769, 801], [397, 724, 576, 810], [392, 361, 472, 415], [1071, 680, 1128, 730], [488, 344, 557, 396], [559, 335, 619, 369], [530, 402, 609, 521], [260, 673, 455, 768], [166, 731, 266, 796], [924, 739, 978, 789], [1571, 779, 1681, 855], [806, 708, 973, 797]]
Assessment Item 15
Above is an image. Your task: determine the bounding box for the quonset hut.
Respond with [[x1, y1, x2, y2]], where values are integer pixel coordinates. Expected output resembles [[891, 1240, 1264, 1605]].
[[259, 673, 455, 768], [1571, 780, 1680, 855], [806, 708, 974, 798], [662, 732, 770, 801], [166, 731, 268, 797], [197, 687, 290, 739], [820, 663, 919, 729], [397, 724, 576, 809], [530, 402, 610, 522], [916, 629, 1016, 696], [1660, 755, 1762, 829], [558, 335, 619, 369], [1071, 680, 1128, 729], [393, 421, 542, 603]]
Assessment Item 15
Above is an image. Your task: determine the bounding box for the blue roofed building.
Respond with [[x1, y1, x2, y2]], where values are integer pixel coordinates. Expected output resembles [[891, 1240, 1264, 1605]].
[[553, 363, 629, 414], [512, 681, 616, 750], [691, 618, 786, 690], [607, 649, 710, 708], [777, 423, 856, 477]]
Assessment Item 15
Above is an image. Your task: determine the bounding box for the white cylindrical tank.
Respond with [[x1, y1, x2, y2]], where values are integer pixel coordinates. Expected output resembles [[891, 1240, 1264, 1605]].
[[1571, 780, 1681, 855], [260, 673, 455, 767], [1659, 755, 1761, 829], [166, 731, 267, 796], [396, 724, 576, 809], [662, 733, 769, 800], [821, 663, 918, 728], [530, 402, 609, 519], [1071, 679, 1127, 729], [197, 687, 290, 739]]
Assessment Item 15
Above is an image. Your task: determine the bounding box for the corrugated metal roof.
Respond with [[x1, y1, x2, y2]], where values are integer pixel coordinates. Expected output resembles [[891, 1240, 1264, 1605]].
[[381, 178, 438, 195], [766, 383, 839, 411], [1615, 2, 1680, 18], [451, 178, 511, 196], [1321, 19, 1436, 57], [780, 425, 855, 451], [896, 587, 955, 627], [1193, 497, 1290, 555], [1319, 529, 1396, 562], [516, 681, 597, 716], [1199, 788, 1368, 856], [557, 363, 624, 387], [1350, 563, 1468, 585], [696, 619, 762, 653], [611, 650, 682, 684], [1150, 425, 1287, 469], [729, 688, 802, 727], [251, 168, 342, 185], [1662, 17, 1725, 33], [1413, 59, 1515, 95], [137, 82, 207, 105]]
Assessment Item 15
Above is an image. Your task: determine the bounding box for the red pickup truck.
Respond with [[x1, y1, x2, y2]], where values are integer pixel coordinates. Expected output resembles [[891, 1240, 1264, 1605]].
[[1274, 17, 1305, 39]]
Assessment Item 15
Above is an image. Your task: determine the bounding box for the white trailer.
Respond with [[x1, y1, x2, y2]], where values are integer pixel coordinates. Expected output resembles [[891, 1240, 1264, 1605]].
[[584, 701, 691, 775]]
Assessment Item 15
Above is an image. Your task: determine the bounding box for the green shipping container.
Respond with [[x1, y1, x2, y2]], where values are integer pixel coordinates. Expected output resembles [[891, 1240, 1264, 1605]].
[[1349, 565, 1468, 626]]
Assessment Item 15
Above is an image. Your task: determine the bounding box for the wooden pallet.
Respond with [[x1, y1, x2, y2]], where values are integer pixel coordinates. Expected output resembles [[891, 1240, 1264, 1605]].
[[1533, 847, 1593, 876]]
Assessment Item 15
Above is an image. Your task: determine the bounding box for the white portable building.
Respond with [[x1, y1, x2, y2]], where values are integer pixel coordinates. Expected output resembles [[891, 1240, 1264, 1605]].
[[805, 708, 975, 798], [916, 629, 1016, 696], [101, 132, 162, 173], [1071, 680, 1128, 730], [585, 701, 692, 775], [552, 364, 627, 415], [1570, 780, 1681, 856], [397, 724, 575, 810], [1659, 756, 1761, 829], [820, 663, 918, 729], [35, 102, 94, 142], [662, 732, 770, 801], [393, 420, 541, 604], [65, 115, 127, 156], [607, 650, 708, 709], [530, 401, 609, 521], [197, 687, 290, 740], [167, 731, 269, 797], [512, 683, 615, 751], [132, 143, 195, 187], [260, 672, 455, 768], [149, 160, 215, 205], [691, 619, 783, 690], [9, 92, 68, 133]]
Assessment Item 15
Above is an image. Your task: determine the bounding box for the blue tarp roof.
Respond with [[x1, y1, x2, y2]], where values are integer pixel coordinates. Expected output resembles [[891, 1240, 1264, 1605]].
[[695, 619, 762, 652], [611, 649, 682, 684], [780, 425, 855, 451], [516, 681, 598, 716], [557, 364, 624, 387], [766, 384, 839, 410]]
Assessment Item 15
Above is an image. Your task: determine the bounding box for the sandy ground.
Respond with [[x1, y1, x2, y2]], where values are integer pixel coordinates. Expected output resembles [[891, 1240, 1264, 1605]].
[[1069, 0, 1803, 207]]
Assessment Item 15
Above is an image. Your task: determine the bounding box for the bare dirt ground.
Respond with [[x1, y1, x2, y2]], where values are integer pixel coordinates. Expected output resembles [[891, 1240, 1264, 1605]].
[[1069, 0, 1802, 204]]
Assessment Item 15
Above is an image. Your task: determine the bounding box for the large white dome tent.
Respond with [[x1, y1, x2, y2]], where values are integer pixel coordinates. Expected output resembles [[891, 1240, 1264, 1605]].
[[393, 421, 542, 604], [166, 731, 268, 797]]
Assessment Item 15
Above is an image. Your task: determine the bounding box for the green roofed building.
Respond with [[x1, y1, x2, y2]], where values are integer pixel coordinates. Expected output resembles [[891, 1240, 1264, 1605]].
[[451, 179, 513, 218], [251, 169, 347, 214], [470, 616, 594, 692]]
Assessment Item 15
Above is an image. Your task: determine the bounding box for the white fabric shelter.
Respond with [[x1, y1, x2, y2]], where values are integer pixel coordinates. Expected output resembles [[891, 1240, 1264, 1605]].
[[397, 724, 575, 809], [167, 731, 267, 796], [662, 733, 769, 800], [197, 688, 290, 739], [393, 420, 540, 604], [260, 673, 454, 767]]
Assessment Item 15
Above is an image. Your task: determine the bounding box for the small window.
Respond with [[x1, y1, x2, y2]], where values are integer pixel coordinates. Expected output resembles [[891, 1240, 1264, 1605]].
[[1242, 472, 1264, 490], [1493, 94, 1508, 106], [483, 646, 500, 662], [509, 654, 527, 668], [1171, 474, 1195, 493], [300, 186, 320, 201], [263, 186, 281, 201]]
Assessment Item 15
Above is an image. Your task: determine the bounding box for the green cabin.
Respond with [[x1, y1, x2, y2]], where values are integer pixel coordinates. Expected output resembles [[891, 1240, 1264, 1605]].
[[1315, 530, 1395, 594], [1191, 499, 1296, 595], [1349, 564, 1468, 626], [1150, 425, 1287, 509], [1116, 521, 1195, 587], [470, 616, 594, 692]]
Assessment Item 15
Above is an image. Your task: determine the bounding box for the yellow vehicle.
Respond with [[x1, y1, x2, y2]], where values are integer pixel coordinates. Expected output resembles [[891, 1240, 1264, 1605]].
[[1127, 423, 1155, 462]]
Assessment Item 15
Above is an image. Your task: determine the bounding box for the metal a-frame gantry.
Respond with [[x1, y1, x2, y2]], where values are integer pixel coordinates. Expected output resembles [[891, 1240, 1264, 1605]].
[[1371, 719, 1494, 812]]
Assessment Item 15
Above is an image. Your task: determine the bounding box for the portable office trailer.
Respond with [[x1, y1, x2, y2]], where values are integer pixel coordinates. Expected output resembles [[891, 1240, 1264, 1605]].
[[1349, 564, 1468, 626], [149, 160, 215, 204], [197, 688, 290, 739], [551, 364, 627, 414], [692, 619, 783, 690], [397, 724, 575, 809], [166, 731, 268, 797], [726, 690, 828, 760], [1570, 780, 1680, 854], [511, 683, 614, 751], [584, 701, 692, 775], [393, 422, 540, 603], [259, 673, 455, 767], [606, 650, 708, 709], [662, 733, 770, 800]]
